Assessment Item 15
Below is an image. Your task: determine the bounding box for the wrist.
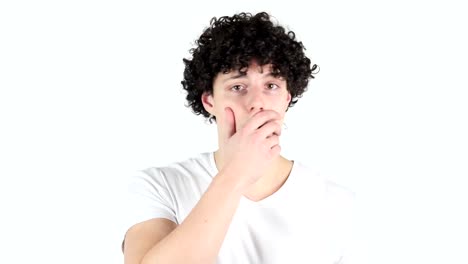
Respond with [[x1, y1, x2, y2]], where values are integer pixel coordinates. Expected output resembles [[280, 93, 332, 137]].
[[213, 167, 247, 195]]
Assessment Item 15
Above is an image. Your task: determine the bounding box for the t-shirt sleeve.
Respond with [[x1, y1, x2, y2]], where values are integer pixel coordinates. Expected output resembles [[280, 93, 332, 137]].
[[322, 176, 360, 264], [338, 191, 370, 264], [121, 168, 178, 250]]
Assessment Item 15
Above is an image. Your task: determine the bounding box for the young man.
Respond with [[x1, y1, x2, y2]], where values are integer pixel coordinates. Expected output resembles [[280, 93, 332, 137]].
[[122, 12, 355, 264]]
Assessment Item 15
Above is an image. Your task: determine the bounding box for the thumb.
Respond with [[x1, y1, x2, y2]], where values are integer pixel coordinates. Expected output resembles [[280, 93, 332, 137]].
[[223, 107, 236, 142]]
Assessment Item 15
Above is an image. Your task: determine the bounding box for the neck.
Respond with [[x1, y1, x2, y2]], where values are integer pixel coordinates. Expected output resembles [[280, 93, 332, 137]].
[[213, 149, 293, 201]]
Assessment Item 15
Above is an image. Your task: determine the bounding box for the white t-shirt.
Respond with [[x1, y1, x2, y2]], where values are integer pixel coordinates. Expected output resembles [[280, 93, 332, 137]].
[[123, 152, 356, 263]]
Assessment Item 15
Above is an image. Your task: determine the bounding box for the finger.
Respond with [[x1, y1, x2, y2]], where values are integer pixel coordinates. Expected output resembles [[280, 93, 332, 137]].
[[270, 144, 281, 158], [222, 107, 236, 143], [256, 120, 282, 139], [243, 110, 281, 133], [264, 134, 280, 148], [265, 135, 281, 157]]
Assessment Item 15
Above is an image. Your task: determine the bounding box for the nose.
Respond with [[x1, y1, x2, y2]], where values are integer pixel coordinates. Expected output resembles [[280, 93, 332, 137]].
[[247, 89, 265, 113]]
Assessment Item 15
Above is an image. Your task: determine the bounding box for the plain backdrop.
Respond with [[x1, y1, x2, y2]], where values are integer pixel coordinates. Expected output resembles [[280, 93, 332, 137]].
[[1, 0, 467, 263]]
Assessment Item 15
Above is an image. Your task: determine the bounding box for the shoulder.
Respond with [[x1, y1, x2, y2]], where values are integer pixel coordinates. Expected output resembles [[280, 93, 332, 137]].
[[293, 161, 356, 212], [315, 171, 356, 233], [324, 178, 355, 206], [127, 152, 215, 192], [135, 152, 214, 179]]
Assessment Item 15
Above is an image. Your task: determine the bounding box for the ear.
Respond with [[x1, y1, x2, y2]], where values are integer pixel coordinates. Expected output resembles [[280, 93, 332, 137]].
[[286, 92, 292, 104], [285, 92, 292, 110], [201, 91, 215, 116]]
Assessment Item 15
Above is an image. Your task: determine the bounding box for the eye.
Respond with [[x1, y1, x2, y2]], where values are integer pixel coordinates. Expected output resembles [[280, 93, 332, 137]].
[[267, 83, 280, 90], [230, 85, 244, 92]]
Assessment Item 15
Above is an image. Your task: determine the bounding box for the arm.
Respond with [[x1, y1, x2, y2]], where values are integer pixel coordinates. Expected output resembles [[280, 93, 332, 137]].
[[124, 169, 243, 264], [124, 108, 283, 264], [124, 218, 177, 264]]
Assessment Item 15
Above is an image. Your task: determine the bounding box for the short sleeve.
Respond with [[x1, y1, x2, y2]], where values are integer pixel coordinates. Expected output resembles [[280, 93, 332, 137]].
[[339, 192, 370, 264], [121, 168, 177, 250], [323, 178, 359, 264]]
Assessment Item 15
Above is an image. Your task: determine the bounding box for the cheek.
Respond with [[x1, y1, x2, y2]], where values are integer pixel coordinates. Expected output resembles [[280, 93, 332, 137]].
[[273, 99, 289, 114], [213, 101, 244, 128], [233, 110, 247, 131]]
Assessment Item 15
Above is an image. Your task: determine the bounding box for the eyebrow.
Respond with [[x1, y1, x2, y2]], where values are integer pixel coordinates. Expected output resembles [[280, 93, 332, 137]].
[[222, 72, 279, 83]]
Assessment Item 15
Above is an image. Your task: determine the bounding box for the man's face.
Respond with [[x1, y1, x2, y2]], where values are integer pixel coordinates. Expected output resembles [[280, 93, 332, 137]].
[[202, 61, 292, 133]]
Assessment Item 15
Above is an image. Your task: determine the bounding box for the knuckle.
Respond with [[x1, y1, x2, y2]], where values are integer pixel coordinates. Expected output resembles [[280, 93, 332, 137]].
[[252, 130, 262, 141]]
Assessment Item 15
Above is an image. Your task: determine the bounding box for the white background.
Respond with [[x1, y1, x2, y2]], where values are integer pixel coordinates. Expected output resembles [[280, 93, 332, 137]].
[[1, 0, 467, 263]]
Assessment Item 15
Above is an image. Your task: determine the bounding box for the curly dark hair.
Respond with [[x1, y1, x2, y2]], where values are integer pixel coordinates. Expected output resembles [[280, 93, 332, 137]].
[[181, 12, 318, 123]]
